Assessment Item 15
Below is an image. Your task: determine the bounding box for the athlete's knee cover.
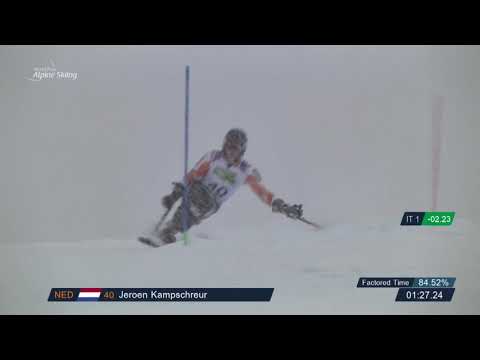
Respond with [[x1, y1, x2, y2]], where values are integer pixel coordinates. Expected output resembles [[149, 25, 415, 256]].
[[189, 181, 218, 216]]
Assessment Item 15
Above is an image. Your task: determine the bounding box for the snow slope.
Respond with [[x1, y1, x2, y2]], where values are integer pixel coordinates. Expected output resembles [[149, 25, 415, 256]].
[[1, 216, 478, 314]]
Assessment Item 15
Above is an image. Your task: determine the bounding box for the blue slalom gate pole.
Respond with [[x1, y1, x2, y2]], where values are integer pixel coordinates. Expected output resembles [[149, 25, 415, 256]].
[[182, 65, 190, 245]]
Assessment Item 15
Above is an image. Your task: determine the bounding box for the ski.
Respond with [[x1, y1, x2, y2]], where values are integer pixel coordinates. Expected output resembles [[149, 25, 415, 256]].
[[137, 204, 175, 248], [138, 236, 164, 248]]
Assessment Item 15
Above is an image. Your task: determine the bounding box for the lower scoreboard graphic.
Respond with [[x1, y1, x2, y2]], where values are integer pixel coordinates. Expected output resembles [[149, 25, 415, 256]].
[[48, 288, 274, 302], [357, 277, 456, 302]]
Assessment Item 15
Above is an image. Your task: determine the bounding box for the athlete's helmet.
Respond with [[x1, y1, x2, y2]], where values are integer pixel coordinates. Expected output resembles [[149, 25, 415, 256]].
[[222, 128, 248, 163]]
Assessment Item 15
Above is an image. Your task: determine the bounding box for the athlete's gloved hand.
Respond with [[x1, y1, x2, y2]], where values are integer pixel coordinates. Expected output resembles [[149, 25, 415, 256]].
[[162, 182, 185, 210], [272, 198, 303, 219], [161, 194, 175, 210]]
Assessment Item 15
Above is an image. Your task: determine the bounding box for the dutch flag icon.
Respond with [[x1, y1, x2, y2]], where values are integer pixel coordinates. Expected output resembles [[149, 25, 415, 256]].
[[77, 288, 102, 301]]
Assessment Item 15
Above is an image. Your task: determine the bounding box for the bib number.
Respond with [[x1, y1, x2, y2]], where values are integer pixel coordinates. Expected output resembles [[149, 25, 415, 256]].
[[208, 183, 228, 198]]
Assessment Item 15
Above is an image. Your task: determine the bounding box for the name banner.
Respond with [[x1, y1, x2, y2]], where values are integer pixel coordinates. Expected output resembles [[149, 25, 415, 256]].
[[48, 288, 274, 302]]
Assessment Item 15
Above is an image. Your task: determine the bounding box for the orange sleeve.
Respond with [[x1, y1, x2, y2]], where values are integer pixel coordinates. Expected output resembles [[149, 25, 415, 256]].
[[186, 161, 210, 184], [246, 174, 274, 206]]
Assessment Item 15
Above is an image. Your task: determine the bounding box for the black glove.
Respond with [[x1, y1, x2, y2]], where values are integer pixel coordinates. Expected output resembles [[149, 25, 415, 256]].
[[162, 182, 185, 210], [272, 198, 303, 219], [285, 204, 303, 219]]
